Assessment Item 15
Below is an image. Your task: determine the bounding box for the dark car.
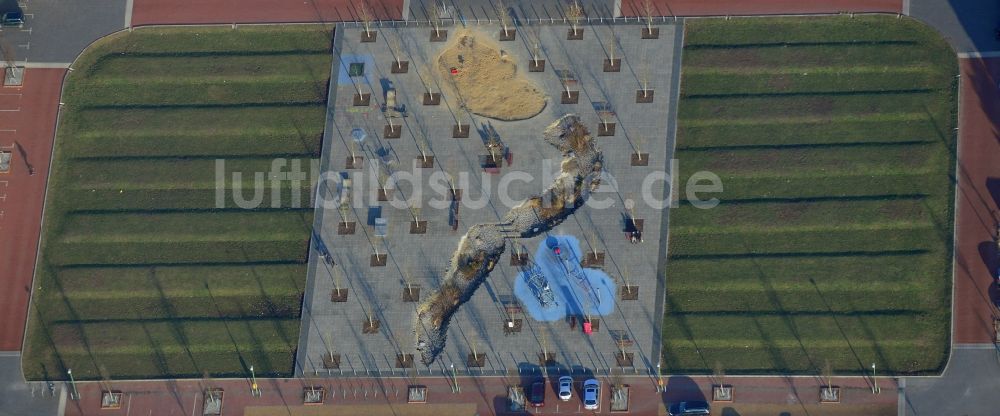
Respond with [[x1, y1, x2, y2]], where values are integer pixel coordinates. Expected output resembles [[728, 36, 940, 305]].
[[529, 379, 546, 407], [1, 11, 24, 26], [669, 400, 710, 416]]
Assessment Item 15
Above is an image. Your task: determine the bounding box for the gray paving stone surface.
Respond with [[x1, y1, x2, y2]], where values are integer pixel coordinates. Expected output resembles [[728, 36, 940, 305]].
[[296, 19, 683, 379]]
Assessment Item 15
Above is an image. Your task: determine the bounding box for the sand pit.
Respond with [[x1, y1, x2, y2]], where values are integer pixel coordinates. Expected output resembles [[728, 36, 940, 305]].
[[436, 29, 546, 121]]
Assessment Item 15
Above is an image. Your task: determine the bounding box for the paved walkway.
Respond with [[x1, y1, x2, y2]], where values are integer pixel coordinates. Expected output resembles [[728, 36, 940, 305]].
[[61, 374, 897, 416], [0, 353, 62, 416], [0, 68, 64, 352]]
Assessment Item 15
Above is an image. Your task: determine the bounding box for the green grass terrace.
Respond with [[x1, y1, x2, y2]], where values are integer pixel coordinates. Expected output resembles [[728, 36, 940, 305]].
[[664, 16, 957, 375], [23, 25, 333, 380]]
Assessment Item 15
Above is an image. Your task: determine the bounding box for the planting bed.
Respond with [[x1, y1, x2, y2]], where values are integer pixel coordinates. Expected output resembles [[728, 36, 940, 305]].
[[23, 25, 333, 380], [664, 16, 957, 375]]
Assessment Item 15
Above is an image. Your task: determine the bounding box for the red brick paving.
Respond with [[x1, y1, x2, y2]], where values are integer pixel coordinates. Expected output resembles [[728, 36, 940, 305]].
[[619, 0, 902, 16], [0, 68, 65, 352], [62, 374, 895, 416], [952, 57, 1000, 344], [130, 0, 404, 26]]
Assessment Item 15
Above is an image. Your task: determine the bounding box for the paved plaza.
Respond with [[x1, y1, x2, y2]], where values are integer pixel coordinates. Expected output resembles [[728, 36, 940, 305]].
[[296, 19, 683, 379]]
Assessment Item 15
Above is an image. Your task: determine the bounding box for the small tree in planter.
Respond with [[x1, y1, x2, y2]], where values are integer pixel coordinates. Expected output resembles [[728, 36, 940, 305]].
[[98, 365, 122, 409], [602, 29, 621, 72], [359, 3, 377, 42], [820, 359, 840, 403], [641, 0, 660, 39], [363, 310, 381, 334], [497, 0, 515, 41], [322, 341, 341, 369], [636, 50, 654, 103], [415, 135, 433, 168], [467, 337, 486, 367], [566, 1, 585, 40], [402, 270, 421, 301], [620, 265, 638, 300], [583, 230, 604, 266], [409, 206, 427, 234], [202, 372, 224, 416], [597, 103, 616, 136], [303, 380, 325, 405], [418, 63, 441, 105], [429, 4, 447, 42], [387, 33, 408, 73], [558, 70, 579, 104], [346, 141, 362, 169], [712, 361, 733, 402], [631, 133, 649, 166], [526, 26, 545, 72]]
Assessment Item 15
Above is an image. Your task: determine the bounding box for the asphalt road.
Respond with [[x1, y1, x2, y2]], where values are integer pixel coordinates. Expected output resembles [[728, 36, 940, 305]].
[[904, 346, 1000, 415], [0, 0, 126, 65], [910, 0, 1000, 54], [0, 353, 61, 416]]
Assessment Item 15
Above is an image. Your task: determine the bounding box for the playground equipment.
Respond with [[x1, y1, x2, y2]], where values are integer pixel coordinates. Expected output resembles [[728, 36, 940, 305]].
[[546, 236, 602, 313], [523, 260, 557, 309]]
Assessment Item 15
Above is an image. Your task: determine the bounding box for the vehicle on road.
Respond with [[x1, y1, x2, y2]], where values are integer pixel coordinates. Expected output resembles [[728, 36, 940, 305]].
[[558, 376, 573, 401], [583, 379, 600, 410], [669, 400, 711, 416], [1, 11, 24, 26], [529, 379, 546, 407]]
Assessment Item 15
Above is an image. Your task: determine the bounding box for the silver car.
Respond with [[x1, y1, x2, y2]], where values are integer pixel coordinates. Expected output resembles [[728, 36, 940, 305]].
[[558, 376, 573, 401], [583, 379, 600, 410]]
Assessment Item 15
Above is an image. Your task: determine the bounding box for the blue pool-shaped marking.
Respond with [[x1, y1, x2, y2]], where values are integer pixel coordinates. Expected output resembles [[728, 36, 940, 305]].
[[513, 235, 616, 321]]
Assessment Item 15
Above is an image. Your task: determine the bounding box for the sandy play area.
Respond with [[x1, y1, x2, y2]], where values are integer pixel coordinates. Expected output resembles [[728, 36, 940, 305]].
[[436, 29, 546, 121]]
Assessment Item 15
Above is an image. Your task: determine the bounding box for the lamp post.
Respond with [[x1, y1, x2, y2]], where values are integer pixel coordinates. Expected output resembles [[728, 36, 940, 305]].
[[66, 369, 79, 400], [871, 363, 879, 394], [656, 364, 663, 393], [250, 365, 260, 397]]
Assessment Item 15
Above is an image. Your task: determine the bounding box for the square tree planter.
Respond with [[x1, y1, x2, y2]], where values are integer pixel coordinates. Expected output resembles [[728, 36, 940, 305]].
[[303, 387, 325, 405], [370, 254, 387, 267], [503, 318, 523, 334], [391, 60, 409, 73], [538, 352, 556, 366], [403, 286, 421, 302], [603, 58, 621, 72], [713, 385, 734, 402], [467, 353, 486, 367], [416, 156, 435, 168], [202, 389, 224, 416], [582, 251, 605, 267], [631, 153, 650, 167], [453, 124, 470, 138], [567, 28, 584, 40], [321, 353, 341, 369], [430, 29, 448, 42], [636, 90, 654, 103], [561, 91, 580, 104], [384, 124, 402, 139], [330, 288, 348, 302], [407, 385, 427, 403], [820, 386, 840, 403], [396, 354, 415, 368], [362, 318, 381, 334], [361, 31, 377, 42], [583, 317, 600, 332], [101, 391, 123, 409], [615, 352, 634, 367], [338, 221, 356, 235], [345, 156, 363, 169], [528, 59, 545, 72], [610, 385, 630, 412], [423, 92, 441, 105], [410, 220, 428, 234], [598, 123, 616, 136], [499, 30, 516, 41], [642, 27, 660, 39], [620, 285, 639, 300], [353, 92, 371, 106], [510, 252, 528, 266]]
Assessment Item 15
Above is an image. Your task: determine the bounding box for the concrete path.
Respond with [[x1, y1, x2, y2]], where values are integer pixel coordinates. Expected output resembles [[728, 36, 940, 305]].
[[0, 353, 62, 416], [0, 0, 127, 65], [904, 345, 1000, 416]]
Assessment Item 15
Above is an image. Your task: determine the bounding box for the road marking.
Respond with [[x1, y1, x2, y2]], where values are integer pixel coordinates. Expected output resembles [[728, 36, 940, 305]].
[[953, 343, 998, 349], [22, 62, 70, 68], [902, 0, 910, 15], [124, 0, 134, 28], [958, 51, 1000, 58], [17, 43, 29, 50]]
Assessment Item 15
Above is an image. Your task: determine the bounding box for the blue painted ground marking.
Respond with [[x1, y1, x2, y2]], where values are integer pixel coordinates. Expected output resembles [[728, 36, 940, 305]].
[[513, 235, 616, 321]]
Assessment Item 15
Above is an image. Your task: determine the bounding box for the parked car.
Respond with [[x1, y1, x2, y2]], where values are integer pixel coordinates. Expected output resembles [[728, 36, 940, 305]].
[[529, 379, 546, 407], [1, 11, 24, 26], [583, 379, 600, 410], [669, 400, 711, 416], [558, 376, 573, 401]]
